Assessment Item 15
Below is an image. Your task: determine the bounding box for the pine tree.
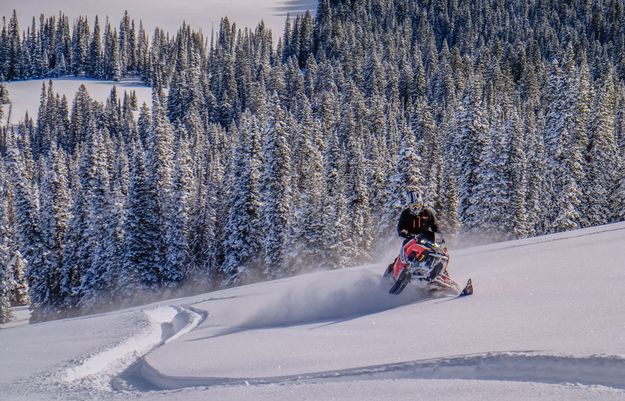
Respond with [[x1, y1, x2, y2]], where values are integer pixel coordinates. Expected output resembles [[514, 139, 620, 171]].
[[260, 95, 292, 278], [60, 176, 89, 313], [343, 112, 373, 262], [145, 89, 174, 279], [286, 116, 325, 272], [470, 106, 512, 241], [0, 159, 14, 323], [0, 82, 9, 122], [440, 168, 461, 238], [455, 79, 490, 232], [87, 16, 103, 78], [222, 113, 262, 283], [321, 131, 351, 269], [587, 74, 619, 225], [121, 142, 161, 300], [508, 109, 528, 238], [7, 10, 23, 80], [79, 130, 115, 311], [163, 130, 194, 288], [39, 145, 70, 313], [5, 130, 47, 322], [544, 59, 583, 232], [382, 123, 424, 238]]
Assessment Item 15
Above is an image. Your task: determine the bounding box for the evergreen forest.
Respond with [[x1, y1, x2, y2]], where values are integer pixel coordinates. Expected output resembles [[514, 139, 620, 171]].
[[0, 0, 624, 322]]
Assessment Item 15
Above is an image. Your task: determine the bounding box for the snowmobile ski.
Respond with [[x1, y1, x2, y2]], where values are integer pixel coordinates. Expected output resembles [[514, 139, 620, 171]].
[[458, 278, 473, 297]]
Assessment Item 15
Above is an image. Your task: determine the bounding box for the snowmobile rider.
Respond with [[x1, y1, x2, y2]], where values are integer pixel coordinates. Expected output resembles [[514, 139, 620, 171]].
[[384, 191, 441, 278], [397, 191, 439, 243]]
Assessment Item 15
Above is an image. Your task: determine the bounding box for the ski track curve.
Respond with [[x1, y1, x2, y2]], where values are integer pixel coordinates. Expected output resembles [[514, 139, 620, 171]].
[[137, 352, 625, 391], [60, 305, 207, 392]]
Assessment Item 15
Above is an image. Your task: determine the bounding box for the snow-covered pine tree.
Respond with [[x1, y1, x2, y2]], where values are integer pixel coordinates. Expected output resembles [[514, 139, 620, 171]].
[[87, 16, 103, 78], [59, 175, 89, 314], [381, 121, 424, 238], [544, 58, 583, 233], [321, 130, 351, 269], [343, 111, 373, 262], [7, 250, 29, 306], [121, 141, 162, 301], [0, 158, 14, 323], [39, 145, 70, 313], [163, 127, 195, 289], [0, 81, 9, 122], [507, 108, 529, 239], [7, 10, 22, 80], [222, 112, 262, 283], [286, 114, 325, 272], [455, 78, 490, 232], [366, 134, 389, 241], [587, 73, 619, 226], [524, 106, 546, 237], [205, 155, 228, 285], [79, 130, 116, 312], [5, 130, 47, 322], [575, 54, 594, 226], [69, 17, 83, 75], [260, 94, 292, 278], [473, 104, 514, 240], [146, 88, 174, 277], [440, 167, 461, 238], [412, 100, 440, 205]]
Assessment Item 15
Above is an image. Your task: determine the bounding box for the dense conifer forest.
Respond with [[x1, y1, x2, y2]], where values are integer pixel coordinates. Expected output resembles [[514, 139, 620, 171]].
[[0, 0, 624, 322]]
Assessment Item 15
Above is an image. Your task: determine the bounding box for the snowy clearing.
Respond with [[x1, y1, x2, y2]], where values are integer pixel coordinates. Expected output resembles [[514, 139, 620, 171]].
[[1, 77, 153, 126], [2, 222, 625, 400]]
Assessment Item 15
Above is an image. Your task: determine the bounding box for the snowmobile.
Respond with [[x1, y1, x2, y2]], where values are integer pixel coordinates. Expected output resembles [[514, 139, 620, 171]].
[[384, 234, 473, 296]]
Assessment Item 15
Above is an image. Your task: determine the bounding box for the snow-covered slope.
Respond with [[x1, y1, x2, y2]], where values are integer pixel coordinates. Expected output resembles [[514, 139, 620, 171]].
[[1, 77, 153, 126], [2, 222, 625, 401]]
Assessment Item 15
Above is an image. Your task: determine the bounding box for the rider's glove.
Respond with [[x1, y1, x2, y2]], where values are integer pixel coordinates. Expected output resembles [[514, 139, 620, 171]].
[[399, 229, 409, 238]]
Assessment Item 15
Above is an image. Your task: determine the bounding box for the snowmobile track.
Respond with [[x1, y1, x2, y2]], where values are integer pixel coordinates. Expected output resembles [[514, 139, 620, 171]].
[[137, 352, 625, 391], [61, 305, 207, 392]]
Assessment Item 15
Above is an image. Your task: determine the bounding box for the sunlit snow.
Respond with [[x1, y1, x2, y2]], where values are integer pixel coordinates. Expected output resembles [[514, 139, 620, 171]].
[[2, 222, 625, 400]]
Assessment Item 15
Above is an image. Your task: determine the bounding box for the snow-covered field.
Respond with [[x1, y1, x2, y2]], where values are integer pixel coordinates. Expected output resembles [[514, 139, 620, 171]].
[[2, 222, 625, 400], [1, 77, 154, 126], [0, 0, 316, 39]]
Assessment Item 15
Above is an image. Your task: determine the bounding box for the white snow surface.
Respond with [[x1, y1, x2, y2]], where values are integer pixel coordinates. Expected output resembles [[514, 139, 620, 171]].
[[1, 77, 153, 126], [0, 0, 316, 40], [2, 222, 625, 400]]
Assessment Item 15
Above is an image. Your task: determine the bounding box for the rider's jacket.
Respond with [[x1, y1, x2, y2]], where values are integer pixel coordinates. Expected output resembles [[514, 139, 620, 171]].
[[397, 207, 439, 242]]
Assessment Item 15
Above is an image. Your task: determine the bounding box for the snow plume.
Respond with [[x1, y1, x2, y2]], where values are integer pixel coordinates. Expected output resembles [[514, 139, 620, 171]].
[[227, 268, 429, 332]]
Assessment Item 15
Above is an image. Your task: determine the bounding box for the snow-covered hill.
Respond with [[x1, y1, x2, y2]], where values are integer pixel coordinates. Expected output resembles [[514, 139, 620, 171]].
[[2, 222, 625, 401]]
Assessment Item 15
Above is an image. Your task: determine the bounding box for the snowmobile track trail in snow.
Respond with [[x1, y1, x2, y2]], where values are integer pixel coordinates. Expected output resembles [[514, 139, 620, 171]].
[[61, 305, 207, 392], [136, 352, 625, 391]]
